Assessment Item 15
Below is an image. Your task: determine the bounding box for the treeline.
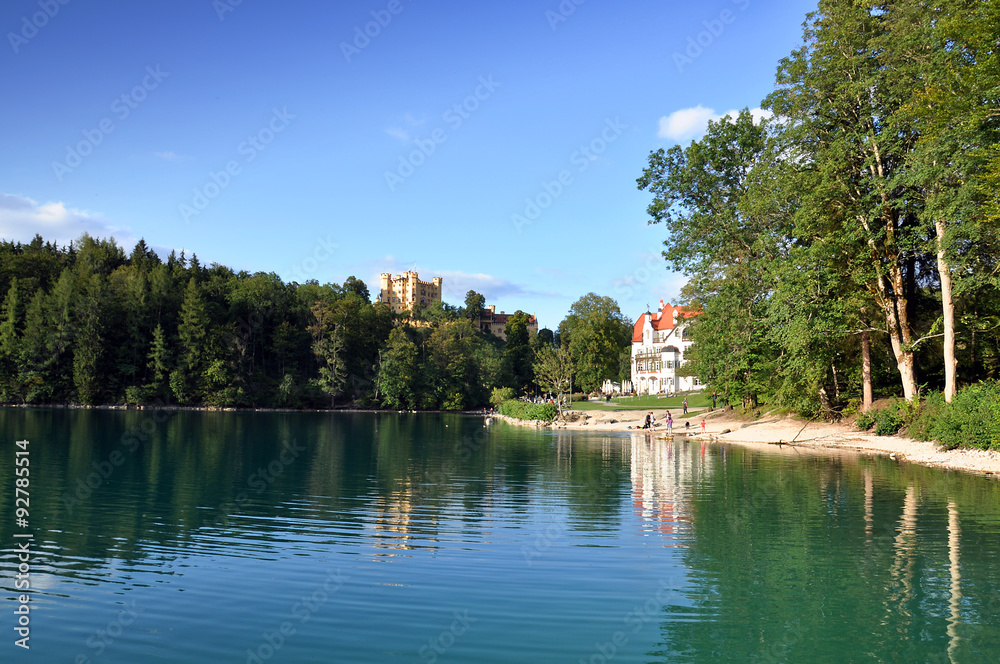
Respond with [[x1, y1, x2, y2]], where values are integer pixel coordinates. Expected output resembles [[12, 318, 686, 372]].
[[638, 0, 1000, 417], [0, 235, 634, 409]]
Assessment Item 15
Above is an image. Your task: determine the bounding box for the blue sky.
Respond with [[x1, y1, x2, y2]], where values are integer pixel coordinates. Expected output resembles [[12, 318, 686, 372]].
[[1, 0, 816, 330]]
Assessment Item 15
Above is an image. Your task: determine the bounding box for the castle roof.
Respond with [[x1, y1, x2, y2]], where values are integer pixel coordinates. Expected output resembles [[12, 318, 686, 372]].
[[632, 301, 698, 342]]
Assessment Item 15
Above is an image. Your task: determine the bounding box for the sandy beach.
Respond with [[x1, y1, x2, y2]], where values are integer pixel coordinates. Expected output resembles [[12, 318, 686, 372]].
[[500, 406, 1000, 477]]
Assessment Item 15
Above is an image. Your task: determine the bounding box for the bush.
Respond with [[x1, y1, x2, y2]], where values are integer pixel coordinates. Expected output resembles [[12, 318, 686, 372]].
[[570, 393, 588, 402], [490, 387, 515, 410], [498, 399, 558, 422], [855, 410, 876, 431], [928, 381, 1000, 451], [906, 393, 945, 442], [874, 405, 905, 436]]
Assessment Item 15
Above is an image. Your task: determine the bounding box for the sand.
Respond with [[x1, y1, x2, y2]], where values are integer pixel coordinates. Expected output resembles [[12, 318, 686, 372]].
[[498, 406, 1000, 478]]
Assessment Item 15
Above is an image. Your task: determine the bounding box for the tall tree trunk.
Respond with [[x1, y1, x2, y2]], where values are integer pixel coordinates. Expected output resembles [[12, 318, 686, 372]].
[[861, 327, 873, 413], [874, 267, 919, 401], [935, 218, 957, 402]]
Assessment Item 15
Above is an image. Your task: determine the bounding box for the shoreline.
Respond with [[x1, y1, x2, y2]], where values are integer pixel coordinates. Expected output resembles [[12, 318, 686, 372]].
[[500, 407, 1000, 478]]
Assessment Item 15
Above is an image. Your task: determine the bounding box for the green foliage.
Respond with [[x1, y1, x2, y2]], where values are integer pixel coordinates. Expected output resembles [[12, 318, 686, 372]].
[[875, 406, 906, 437], [926, 382, 1000, 451], [532, 344, 572, 403], [463, 290, 485, 322], [559, 293, 631, 392], [378, 327, 420, 409], [855, 410, 876, 432], [498, 399, 557, 422], [490, 387, 515, 410], [503, 310, 534, 393]]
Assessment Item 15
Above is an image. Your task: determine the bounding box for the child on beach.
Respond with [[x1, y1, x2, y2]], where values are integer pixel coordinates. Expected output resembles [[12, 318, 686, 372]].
[[700, 418, 706, 433]]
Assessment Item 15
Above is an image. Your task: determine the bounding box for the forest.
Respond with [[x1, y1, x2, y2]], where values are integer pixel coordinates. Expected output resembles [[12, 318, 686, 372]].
[[0, 235, 633, 410], [638, 0, 1000, 426]]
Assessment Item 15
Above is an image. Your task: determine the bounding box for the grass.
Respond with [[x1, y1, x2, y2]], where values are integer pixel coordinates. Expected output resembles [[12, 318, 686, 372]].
[[569, 392, 713, 411]]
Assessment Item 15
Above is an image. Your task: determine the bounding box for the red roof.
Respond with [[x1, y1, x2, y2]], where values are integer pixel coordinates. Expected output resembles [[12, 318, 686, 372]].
[[488, 311, 537, 325], [632, 302, 699, 342]]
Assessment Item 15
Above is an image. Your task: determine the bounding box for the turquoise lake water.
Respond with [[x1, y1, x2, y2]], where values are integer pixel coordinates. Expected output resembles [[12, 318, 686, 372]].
[[1, 408, 999, 662]]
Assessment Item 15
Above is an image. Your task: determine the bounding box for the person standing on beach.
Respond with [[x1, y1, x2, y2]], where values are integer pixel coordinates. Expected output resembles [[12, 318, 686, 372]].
[[666, 412, 673, 433], [700, 418, 706, 433]]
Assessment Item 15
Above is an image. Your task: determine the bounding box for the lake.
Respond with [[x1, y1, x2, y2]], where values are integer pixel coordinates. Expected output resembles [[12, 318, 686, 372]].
[[2, 408, 999, 663]]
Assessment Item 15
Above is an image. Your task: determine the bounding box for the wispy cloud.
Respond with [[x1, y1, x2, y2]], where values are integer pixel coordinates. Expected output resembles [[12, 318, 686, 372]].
[[351, 255, 559, 308], [0, 193, 134, 246], [384, 113, 427, 143], [437, 270, 560, 303], [153, 150, 185, 162], [657, 105, 772, 142], [384, 127, 411, 142]]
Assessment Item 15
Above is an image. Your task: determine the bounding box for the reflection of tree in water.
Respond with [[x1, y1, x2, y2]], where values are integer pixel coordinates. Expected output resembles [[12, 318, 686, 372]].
[[647, 449, 1000, 663], [0, 409, 641, 579]]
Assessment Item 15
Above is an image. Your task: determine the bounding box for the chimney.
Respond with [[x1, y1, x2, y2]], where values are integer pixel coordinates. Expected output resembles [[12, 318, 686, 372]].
[[659, 299, 664, 309]]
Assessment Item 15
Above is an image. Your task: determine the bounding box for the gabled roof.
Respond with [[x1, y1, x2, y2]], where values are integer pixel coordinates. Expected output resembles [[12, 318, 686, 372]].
[[632, 301, 699, 342]]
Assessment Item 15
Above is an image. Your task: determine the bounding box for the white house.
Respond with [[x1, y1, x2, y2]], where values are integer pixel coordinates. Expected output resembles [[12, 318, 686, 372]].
[[630, 301, 702, 395]]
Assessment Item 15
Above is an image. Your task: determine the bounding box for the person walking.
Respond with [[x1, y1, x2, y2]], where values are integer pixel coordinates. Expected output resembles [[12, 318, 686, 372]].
[[682, 397, 688, 415]]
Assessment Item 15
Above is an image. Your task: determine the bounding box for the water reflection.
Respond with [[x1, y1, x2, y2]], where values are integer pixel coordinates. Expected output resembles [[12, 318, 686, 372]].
[[0, 410, 998, 664], [653, 447, 1000, 664], [628, 433, 714, 542]]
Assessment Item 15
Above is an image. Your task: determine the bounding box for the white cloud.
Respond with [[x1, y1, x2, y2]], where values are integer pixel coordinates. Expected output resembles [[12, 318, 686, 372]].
[[0, 193, 134, 246], [354, 256, 558, 308], [436, 270, 558, 303], [153, 151, 185, 162], [385, 127, 411, 142], [384, 113, 428, 143], [657, 105, 773, 142]]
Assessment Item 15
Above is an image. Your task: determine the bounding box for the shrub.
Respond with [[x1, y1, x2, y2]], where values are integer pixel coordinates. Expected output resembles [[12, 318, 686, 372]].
[[490, 387, 515, 410], [874, 405, 905, 436], [928, 381, 1000, 451], [856, 410, 876, 431], [906, 393, 945, 442], [498, 399, 558, 422]]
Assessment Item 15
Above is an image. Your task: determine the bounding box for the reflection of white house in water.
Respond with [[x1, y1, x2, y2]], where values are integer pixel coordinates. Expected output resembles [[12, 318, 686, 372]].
[[630, 301, 703, 395], [628, 434, 714, 540]]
